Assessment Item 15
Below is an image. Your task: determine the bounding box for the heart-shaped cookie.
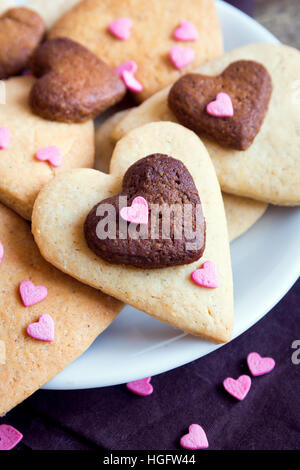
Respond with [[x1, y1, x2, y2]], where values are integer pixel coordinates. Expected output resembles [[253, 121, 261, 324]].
[[0, 7, 45, 79], [0, 76, 94, 220], [85, 154, 206, 268], [49, 0, 223, 102], [111, 44, 300, 206], [95, 109, 268, 240], [32, 122, 233, 342], [0, 202, 122, 416], [168, 60, 272, 150], [30, 37, 126, 123]]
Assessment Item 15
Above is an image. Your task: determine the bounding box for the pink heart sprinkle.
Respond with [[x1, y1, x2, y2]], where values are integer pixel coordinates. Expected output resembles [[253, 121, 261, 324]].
[[122, 70, 143, 93], [0, 242, 3, 263], [35, 146, 62, 167], [19, 280, 48, 307], [0, 127, 11, 149], [115, 60, 138, 77], [173, 20, 199, 42], [0, 424, 23, 450], [180, 424, 209, 450], [169, 45, 195, 70], [126, 377, 153, 396], [207, 92, 234, 117], [247, 352, 276, 377], [223, 375, 251, 401], [27, 314, 54, 342], [191, 261, 218, 289], [108, 17, 132, 40], [120, 196, 148, 224]]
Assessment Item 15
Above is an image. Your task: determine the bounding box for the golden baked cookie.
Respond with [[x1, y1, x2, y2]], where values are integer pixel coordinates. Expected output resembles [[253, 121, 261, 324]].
[[49, 0, 223, 101], [95, 110, 268, 239], [0, 202, 122, 415], [112, 44, 300, 206], [32, 122, 234, 343], [0, 76, 94, 220]]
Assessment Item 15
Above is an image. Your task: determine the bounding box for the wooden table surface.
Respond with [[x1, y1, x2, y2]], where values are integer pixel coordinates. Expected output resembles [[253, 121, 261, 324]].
[[254, 0, 300, 48]]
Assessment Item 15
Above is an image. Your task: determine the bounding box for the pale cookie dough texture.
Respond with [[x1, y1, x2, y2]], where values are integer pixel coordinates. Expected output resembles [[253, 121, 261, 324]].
[[32, 122, 234, 343], [95, 109, 130, 173], [26, 0, 81, 28], [0, 202, 122, 416], [95, 111, 268, 240], [49, 0, 223, 102], [0, 76, 94, 220], [112, 44, 300, 206]]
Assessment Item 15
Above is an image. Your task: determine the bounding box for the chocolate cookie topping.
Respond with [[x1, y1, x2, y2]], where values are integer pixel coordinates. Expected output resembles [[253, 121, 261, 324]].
[[168, 60, 273, 150], [84, 154, 206, 269], [30, 38, 126, 123]]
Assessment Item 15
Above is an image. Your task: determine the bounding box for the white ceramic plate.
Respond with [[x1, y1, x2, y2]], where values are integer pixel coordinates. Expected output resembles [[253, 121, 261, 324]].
[[19, 0, 300, 389]]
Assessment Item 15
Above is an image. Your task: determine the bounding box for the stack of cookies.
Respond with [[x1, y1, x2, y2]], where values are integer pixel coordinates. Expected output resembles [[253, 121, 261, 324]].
[[0, 0, 299, 416]]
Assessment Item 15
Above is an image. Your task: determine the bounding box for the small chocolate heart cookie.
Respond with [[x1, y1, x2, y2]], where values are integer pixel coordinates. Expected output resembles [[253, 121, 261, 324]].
[[0, 7, 45, 79], [168, 60, 273, 150], [29, 37, 126, 123], [84, 154, 206, 268]]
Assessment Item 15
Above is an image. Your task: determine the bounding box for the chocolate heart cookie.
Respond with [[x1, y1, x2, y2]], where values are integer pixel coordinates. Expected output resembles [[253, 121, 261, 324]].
[[0, 7, 45, 79], [29, 37, 126, 123], [84, 154, 206, 268], [168, 60, 273, 150]]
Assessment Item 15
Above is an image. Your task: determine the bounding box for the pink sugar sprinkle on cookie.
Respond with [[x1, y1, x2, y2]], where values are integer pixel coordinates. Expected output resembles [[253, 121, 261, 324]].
[[247, 352, 276, 376], [108, 17, 132, 40], [0, 424, 23, 450], [115, 60, 138, 77], [169, 45, 195, 70], [180, 424, 209, 450], [0, 242, 3, 263], [126, 377, 153, 396], [27, 314, 54, 342], [19, 280, 47, 307], [206, 92, 234, 117], [173, 21, 199, 41], [191, 261, 218, 288], [121, 70, 143, 93], [223, 375, 251, 401], [35, 145, 62, 167], [120, 196, 148, 224], [0, 127, 11, 149]]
